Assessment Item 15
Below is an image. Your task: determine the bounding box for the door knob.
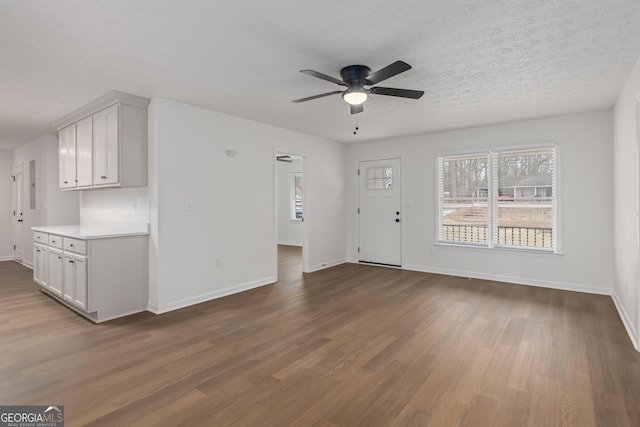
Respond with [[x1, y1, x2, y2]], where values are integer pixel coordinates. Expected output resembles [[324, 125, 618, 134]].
[[395, 219, 400, 223], [18, 219, 23, 223], [396, 211, 400, 215]]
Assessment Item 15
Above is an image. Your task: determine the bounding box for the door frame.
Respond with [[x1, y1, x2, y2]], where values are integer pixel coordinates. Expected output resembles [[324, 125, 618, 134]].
[[12, 163, 24, 264], [356, 157, 403, 268], [636, 96, 640, 351], [274, 148, 310, 277]]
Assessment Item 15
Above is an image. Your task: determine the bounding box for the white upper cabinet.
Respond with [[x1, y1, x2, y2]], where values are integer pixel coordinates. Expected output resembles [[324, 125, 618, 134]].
[[76, 115, 93, 188], [58, 124, 76, 189], [54, 91, 149, 191], [93, 104, 119, 186]]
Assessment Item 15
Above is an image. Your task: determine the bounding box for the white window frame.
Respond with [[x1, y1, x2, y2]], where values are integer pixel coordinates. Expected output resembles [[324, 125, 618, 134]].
[[436, 143, 559, 253]]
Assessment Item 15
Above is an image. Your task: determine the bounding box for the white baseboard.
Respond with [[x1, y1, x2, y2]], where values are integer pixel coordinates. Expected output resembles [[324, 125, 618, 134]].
[[399, 264, 612, 295], [612, 290, 639, 352], [96, 309, 148, 323], [307, 258, 347, 273], [277, 241, 302, 247], [10, 258, 33, 269], [0, 256, 14, 262], [147, 276, 276, 314]]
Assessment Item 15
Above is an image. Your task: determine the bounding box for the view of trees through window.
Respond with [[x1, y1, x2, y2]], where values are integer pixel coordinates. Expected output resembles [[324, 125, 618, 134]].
[[438, 146, 555, 249], [439, 153, 489, 244]]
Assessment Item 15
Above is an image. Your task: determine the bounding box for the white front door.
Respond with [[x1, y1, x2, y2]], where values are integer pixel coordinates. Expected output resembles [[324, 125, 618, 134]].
[[12, 164, 24, 262], [358, 159, 402, 266]]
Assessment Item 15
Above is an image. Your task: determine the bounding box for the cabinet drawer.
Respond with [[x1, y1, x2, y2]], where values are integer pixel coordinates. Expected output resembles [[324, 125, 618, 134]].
[[63, 237, 86, 254], [48, 234, 63, 249], [33, 231, 48, 243]]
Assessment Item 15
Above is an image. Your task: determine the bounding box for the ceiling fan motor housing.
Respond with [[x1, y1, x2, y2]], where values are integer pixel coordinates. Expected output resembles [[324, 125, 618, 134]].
[[340, 65, 371, 84]]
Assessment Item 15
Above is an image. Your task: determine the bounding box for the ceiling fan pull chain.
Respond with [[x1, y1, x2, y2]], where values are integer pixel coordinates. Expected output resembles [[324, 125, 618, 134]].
[[353, 116, 359, 135]]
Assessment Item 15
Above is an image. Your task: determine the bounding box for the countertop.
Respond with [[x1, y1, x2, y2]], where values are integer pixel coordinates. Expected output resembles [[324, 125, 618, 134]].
[[31, 223, 149, 240]]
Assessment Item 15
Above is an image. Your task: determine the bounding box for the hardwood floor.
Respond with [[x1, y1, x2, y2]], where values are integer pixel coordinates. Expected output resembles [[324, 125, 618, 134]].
[[1, 247, 639, 426]]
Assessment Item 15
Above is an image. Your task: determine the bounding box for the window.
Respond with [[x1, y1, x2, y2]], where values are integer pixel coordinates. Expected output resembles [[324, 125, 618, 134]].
[[437, 145, 556, 251], [291, 174, 303, 220], [437, 152, 489, 244], [367, 167, 393, 189]]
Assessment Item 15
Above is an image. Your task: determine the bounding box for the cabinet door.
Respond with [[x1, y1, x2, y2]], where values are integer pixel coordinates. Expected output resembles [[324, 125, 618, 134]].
[[33, 243, 48, 288], [76, 116, 93, 187], [72, 254, 87, 310], [93, 105, 119, 186], [47, 248, 63, 296], [58, 125, 76, 189], [63, 253, 88, 311]]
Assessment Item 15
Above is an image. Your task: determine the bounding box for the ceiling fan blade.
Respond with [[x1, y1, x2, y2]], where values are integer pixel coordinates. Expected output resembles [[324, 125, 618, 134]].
[[292, 91, 342, 103], [276, 155, 293, 163], [364, 61, 412, 85], [370, 87, 424, 99], [350, 104, 364, 115], [300, 70, 347, 86]]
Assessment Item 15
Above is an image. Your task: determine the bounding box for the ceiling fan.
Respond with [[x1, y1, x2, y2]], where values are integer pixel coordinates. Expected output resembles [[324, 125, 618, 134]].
[[292, 60, 424, 114]]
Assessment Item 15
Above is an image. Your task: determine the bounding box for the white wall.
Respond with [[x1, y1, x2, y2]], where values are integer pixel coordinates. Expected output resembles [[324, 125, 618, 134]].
[[148, 98, 346, 313], [12, 135, 79, 266], [613, 55, 640, 350], [0, 149, 13, 260], [347, 110, 614, 295], [276, 158, 303, 246]]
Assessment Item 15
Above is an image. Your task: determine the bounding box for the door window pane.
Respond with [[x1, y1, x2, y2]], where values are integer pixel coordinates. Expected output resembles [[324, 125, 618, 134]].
[[367, 167, 392, 189]]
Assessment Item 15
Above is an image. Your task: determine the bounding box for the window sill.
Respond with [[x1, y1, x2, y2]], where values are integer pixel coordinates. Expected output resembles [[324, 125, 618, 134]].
[[433, 242, 565, 258]]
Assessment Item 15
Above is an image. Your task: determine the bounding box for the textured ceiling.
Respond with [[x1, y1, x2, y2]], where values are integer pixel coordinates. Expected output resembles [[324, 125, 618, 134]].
[[1, 0, 640, 149]]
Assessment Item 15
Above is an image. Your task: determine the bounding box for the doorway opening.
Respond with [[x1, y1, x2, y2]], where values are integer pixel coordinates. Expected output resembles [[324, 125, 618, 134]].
[[12, 163, 24, 264], [275, 151, 308, 280]]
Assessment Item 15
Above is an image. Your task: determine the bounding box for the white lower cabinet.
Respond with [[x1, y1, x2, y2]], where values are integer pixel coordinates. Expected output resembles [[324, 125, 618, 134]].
[[32, 229, 148, 323], [63, 252, 88, 311], [33, 243, 48, 288], [47, 247, 64, 297]]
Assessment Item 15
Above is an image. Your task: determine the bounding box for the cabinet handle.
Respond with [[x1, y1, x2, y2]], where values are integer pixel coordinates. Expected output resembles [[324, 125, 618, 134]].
[[70, 244, 74, 247], [101, 176, 107, 179], [69, 260, 75, 264], [64, 181, 68, 184], [58, 256, 61, 259]]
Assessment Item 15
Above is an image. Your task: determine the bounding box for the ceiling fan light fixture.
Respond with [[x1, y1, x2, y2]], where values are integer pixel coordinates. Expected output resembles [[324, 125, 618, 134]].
[[342, 89, 368, 105]]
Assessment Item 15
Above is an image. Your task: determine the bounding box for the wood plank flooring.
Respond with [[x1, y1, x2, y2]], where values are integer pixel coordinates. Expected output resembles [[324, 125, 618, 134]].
[[1, 245, 639, 426]]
